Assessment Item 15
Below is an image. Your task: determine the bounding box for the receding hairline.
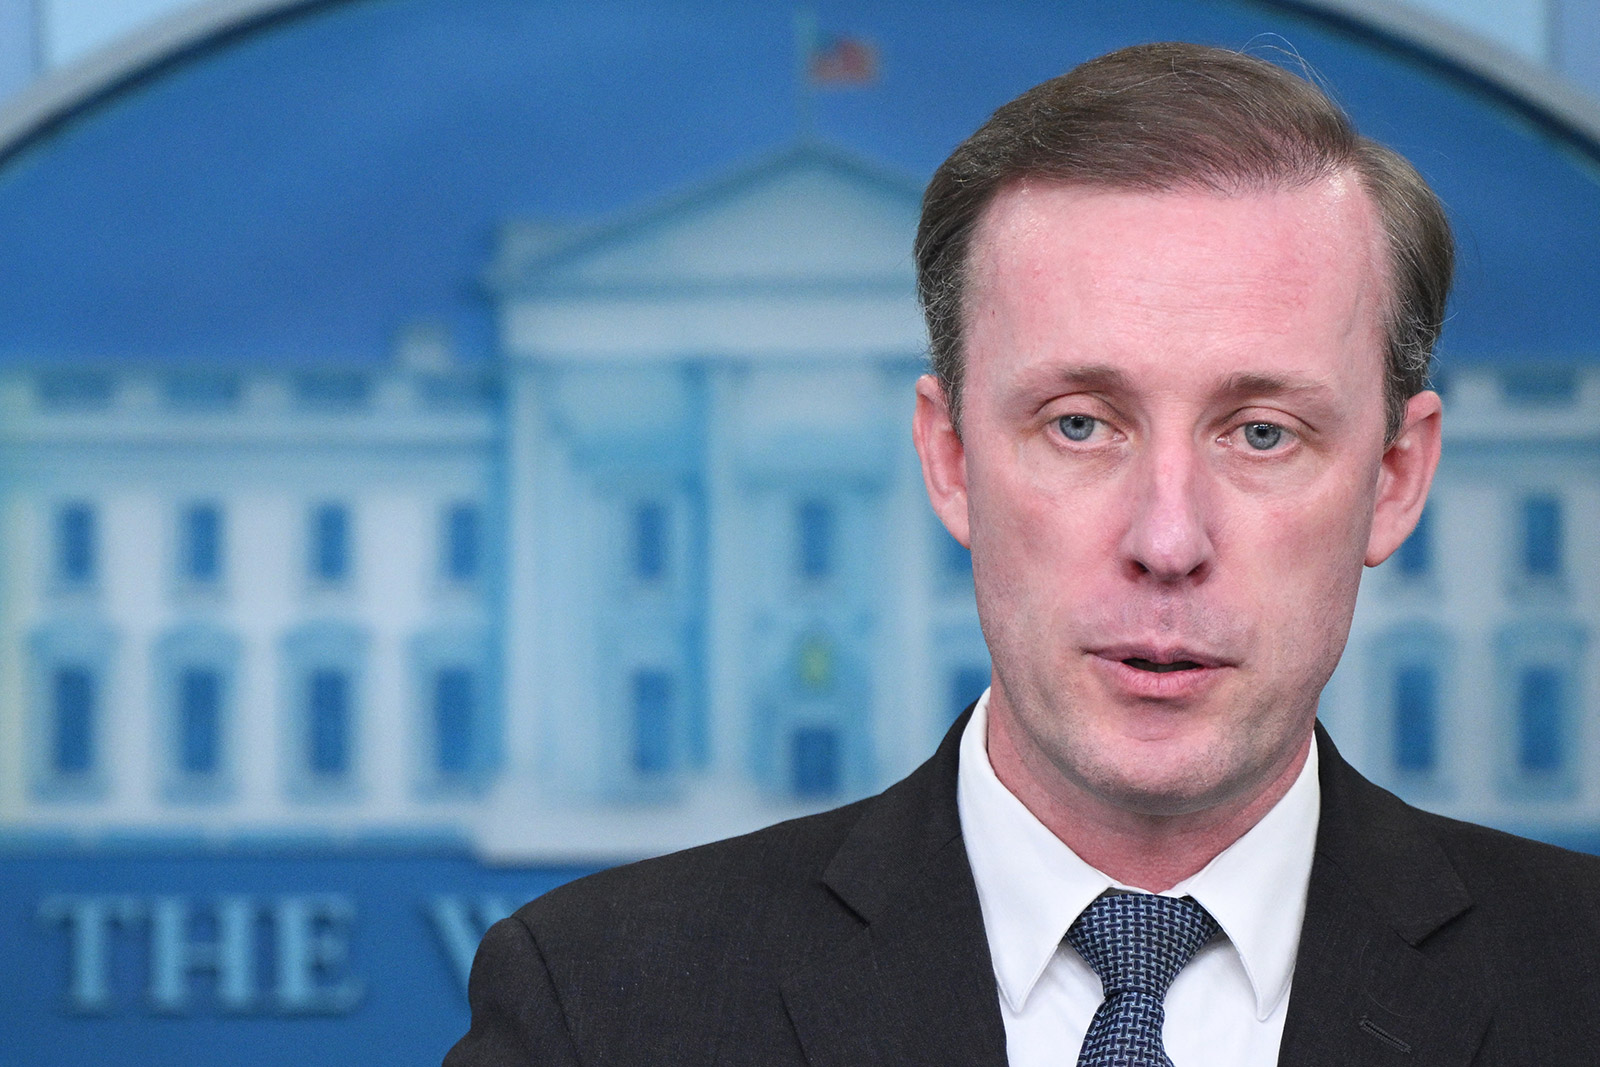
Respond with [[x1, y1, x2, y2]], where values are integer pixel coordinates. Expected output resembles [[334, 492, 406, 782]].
[[958, 166, 1399, 351]]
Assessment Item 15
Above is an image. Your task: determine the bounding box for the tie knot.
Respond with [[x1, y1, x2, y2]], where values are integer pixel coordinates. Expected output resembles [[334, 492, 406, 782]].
[[1067, 893, 1219, 999]]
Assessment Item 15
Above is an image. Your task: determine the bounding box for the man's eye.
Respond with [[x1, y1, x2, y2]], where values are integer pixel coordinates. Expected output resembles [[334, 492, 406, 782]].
[[1241, 422, 1286, 451], [1057, 414, 1099, 442]]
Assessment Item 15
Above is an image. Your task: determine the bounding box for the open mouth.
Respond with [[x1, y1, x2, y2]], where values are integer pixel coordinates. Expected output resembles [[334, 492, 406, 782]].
[[1123, 657, 1204, 674]]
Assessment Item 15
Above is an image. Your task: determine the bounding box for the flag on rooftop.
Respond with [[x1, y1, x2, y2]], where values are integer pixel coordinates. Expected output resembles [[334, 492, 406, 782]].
[[806, 31, 879, 87]]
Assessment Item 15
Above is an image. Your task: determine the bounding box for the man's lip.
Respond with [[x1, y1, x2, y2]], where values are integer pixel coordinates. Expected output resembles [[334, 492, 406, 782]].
[[1090, 645, 1229, 671], [1088, 648, 1231, 699]]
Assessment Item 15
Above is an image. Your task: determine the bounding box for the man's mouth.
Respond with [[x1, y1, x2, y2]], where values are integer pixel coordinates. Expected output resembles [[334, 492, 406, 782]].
[[1122, 657, 1204, 674]]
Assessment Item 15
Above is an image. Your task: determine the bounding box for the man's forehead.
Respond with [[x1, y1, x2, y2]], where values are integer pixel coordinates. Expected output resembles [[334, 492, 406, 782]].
[[962, 175, 1391, 343], [967, 173, 1386, 289], [957, 174, 1392, 413]]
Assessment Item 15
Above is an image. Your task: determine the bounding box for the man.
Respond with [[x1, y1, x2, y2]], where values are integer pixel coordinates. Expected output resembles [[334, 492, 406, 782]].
[[447, 43, 1600, 1066]]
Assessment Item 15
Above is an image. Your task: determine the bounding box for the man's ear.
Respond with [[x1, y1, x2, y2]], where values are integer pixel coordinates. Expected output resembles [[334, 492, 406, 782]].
[[1365, 389, 1443, 567], [913, 374, 972, 548]]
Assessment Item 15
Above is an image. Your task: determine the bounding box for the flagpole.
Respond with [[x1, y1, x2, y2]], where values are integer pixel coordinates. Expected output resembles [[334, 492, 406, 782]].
[[793, 7, 816, 141]]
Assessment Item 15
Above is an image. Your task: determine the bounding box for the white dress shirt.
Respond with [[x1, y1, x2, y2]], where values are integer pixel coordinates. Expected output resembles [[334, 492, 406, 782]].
[[956, 690, 1320, 1067]]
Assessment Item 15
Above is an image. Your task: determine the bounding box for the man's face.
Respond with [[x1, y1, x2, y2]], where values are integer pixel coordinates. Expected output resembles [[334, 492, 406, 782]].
[[914, 176, 1440, 822]]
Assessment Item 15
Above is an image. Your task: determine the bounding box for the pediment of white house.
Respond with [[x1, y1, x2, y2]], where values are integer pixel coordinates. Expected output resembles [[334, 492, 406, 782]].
[[497, 143, 922, 293], [494, 144, 928, 361]]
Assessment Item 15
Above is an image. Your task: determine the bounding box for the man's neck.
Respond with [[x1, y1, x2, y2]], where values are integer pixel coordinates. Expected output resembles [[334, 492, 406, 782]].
[[985, 713, 1314, 893]]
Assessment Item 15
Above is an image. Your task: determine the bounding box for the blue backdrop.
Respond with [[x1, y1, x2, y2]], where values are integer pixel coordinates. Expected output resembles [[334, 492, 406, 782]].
[[4, 2, 1600, 1064]]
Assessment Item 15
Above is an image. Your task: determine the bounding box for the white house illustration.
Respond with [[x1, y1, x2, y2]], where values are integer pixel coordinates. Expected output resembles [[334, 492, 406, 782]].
[[1331, 368, 1600, 837], [0, 142, 1594, 858], [482, 144, 991, 855]]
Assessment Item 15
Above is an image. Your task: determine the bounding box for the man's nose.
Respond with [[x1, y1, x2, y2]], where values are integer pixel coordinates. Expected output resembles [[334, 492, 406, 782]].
[[1118, 439, 1215, 583]]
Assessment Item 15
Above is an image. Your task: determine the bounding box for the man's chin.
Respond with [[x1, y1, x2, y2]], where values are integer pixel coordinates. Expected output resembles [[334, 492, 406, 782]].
[[1069, 741, 1251, 819], [1085, 774, 1234, 819]]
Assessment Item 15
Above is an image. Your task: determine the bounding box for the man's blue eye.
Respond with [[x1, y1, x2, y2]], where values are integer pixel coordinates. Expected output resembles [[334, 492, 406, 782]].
[[1243, 423, 1284, 450], [1058, 415, 1097, 442]]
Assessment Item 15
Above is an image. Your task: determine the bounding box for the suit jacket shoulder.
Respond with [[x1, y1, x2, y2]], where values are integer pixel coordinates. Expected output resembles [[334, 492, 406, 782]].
[[1280, 725, 1600, 1066], [445, 714, 1007, 1067], [513, 799, 871, 1064]]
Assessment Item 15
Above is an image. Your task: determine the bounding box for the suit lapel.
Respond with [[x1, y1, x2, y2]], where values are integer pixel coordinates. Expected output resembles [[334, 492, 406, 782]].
[[1277, 726, 1492, 1066], [779, 709, 1009, 1067], [778, 717, 1497, 1066]]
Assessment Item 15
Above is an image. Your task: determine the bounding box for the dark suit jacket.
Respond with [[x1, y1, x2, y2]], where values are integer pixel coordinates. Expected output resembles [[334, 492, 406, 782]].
[[446, 717, 1600, 1065]]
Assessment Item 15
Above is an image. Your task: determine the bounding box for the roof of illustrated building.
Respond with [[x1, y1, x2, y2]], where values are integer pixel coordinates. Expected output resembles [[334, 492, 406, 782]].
[[493, 143, 927, 363], [491, 143, 922, 297]]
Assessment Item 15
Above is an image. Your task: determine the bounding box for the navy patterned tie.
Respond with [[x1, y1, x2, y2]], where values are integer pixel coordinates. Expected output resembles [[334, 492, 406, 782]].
[[1066, 892, 1220, 1067]]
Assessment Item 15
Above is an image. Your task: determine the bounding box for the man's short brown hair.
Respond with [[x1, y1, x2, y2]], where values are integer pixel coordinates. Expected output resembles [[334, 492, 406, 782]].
[[915, 41, 1453, 441]]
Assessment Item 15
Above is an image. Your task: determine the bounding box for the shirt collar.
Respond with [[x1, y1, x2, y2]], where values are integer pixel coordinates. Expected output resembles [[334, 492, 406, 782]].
[[956, 690, 1319, 1021]]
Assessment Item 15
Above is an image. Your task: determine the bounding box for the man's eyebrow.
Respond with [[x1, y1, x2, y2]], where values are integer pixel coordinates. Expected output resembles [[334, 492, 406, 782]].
[[1217, 372, 1339, 401], [1019, 363, 1133, 394], [1010, 366, 1343, 409]]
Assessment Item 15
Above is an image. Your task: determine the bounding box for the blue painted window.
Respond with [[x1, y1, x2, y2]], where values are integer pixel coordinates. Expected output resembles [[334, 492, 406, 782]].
[[792, 726, 839, 798], [311, 504, 350, 582], [1520, 495, 1562, 578], [36, 371, 112, 410], [307, 668, 351, 777], [633, 502, 667, 582], [293, 371, 370, 410], [1393, 664, 1438, 773], [181, 503, 223, 583], [52, 666, 95, 776], [1394, 507, 1431, 578], [163, 372, 240, 411], [1516, 666, 1566, 774], [798, 500, 834, 580], [177, 667, 222, 776], [950, 666, 990, 722], [443, 503, 480, 583], [631, 670, 673, 776], [56, 502, 96, 585], [1503, 366, 1576, 405], [433, 667, 475, 776]]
